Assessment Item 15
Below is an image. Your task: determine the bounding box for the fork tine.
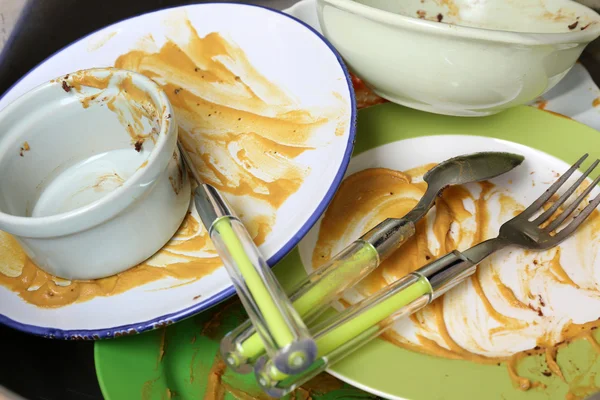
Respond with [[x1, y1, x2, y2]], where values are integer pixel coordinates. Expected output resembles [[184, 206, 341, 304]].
[[546, 173, 600, 232], [534, 159, 600, 226], [553, 191, 600, 242], [520, 154, 589, 218]]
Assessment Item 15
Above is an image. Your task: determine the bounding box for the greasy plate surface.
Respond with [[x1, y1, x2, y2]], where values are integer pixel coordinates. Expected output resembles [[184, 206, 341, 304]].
[[0, 3, 354, 337], [302, 106, 600, 399], [96, 103, 600, 399]]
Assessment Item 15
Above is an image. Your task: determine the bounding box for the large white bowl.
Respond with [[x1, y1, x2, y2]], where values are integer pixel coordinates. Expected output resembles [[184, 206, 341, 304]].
[[0, 68, 191, 280], [317, 0, 600, 116], [0, 3, 354, 339]]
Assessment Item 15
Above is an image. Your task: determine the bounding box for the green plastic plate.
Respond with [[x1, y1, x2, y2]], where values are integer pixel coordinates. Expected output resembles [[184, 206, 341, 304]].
[[96, 103, 600, 400]]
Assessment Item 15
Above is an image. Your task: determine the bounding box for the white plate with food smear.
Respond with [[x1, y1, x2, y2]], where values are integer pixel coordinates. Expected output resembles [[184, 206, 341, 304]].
[[297, 128, 600, 399], [0, 3, 355, 338]]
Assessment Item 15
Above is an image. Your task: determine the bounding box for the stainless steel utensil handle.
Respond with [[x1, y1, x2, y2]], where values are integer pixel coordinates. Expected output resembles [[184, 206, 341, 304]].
[[254, 248, 484, 398], [221, 218, 416, 373], [193, 184, 317, 375]]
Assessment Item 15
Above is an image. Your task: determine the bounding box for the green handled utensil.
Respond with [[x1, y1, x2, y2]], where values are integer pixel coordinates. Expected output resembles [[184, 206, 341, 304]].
[[177, 142, 317, 375], [255, 271, 433, 398], [255, 154, 600, 398], [221, 152, 525, 373]]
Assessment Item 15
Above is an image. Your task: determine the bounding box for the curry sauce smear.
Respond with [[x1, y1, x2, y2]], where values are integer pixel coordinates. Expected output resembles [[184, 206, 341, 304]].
[[115, 16, 347, 233], [312, 166, 600, 392], [0, 212, 222, 308], [0, 16, 347, 307]]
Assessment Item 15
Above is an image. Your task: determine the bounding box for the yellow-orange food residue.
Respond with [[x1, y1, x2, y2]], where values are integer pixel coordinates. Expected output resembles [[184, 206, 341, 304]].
[[437, 0, 460, 17], [533, 98, 574, 119], [19, 141, 30, 157], [0, 13, 347, 307], [87, 31, 118, 52], [593, 97, 600, 108], [545, 110, 572, 120], [312, 166, 600, 394], [144, 303, 350, 400], [350, 74, 386, 110], [0, 212, 222, 308], [114, 15, 347, 233], [535, 98, 549, 110], [63, 69, 162, 149], [200, 354, 345, 400]]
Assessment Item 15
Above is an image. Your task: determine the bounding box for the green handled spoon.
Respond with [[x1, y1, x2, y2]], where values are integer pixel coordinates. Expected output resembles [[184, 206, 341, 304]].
[[177, 141, 316, 375]]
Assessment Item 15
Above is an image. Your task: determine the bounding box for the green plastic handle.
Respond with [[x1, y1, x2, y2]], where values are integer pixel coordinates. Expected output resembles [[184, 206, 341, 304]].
[[224, 240, 379, 368], [256, 274, 433, 396], [213, 218, 294, 347]]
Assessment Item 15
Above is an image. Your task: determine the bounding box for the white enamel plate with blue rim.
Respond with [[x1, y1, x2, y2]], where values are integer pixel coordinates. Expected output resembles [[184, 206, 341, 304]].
[[0, 3, 355, 339]]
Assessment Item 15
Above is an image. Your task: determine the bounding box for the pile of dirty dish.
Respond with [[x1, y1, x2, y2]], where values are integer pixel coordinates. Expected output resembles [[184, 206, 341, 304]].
[[1, 0, 600, 399]]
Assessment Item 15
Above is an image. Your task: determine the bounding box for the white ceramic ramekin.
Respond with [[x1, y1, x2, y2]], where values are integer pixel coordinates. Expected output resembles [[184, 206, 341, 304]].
[[0, 68, 191, 280], [317, 0, 600, 116]]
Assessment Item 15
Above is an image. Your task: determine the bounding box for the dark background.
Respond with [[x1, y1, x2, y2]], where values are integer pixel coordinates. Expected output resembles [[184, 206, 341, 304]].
[[2, 1, 600, 399]]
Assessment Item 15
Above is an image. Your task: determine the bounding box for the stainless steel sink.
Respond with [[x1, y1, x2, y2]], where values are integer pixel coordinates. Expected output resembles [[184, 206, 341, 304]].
[[0, 0, 27, 53]]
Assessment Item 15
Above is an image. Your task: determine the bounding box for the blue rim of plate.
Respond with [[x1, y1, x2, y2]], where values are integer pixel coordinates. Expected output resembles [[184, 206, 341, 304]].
[[0, 2, 357, 340]]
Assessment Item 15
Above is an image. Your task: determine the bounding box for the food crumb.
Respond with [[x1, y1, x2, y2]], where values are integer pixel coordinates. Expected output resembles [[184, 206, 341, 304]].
[[62, 81, 71, 93], [569, 21, 579, 30], [542, 371, 552, 377], [437, 13, 444, 22], [417, 9, 426, 18], [174, 88, 182, 94], [134, 139, 144, 152], [508, 179, 513, 184], [19, 141, 30, 157], [593, 97, 600, 107], [535, 98, 548, 110]]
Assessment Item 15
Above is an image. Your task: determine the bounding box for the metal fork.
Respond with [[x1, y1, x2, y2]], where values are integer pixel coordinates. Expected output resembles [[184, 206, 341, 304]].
[[422, 153, 600, 293], [255, 153, 600, 398]]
